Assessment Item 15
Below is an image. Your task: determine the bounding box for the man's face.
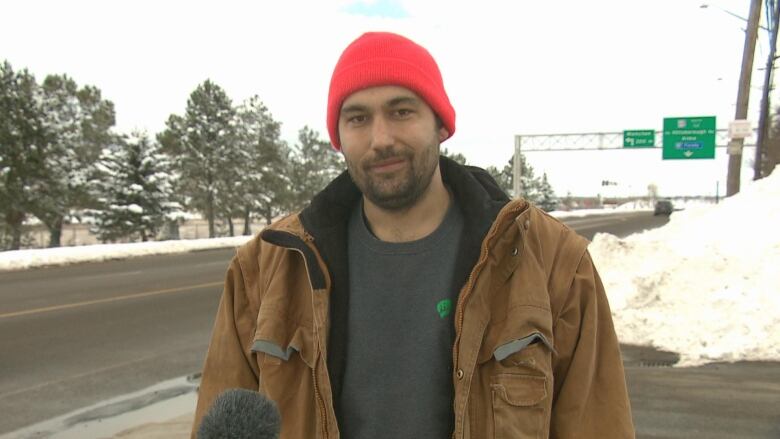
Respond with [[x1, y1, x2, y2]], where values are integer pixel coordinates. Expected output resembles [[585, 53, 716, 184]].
[[338, 85, 449, 211]]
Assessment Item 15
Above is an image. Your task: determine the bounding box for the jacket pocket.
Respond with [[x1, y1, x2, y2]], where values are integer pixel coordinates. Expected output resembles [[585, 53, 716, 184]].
[[490, 373, 547, 439], [473, 305, 554, 439]]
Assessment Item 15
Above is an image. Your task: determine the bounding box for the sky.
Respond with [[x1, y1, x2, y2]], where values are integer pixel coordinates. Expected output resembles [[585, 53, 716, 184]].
[[3, 166, 778, 367], [1, 0, 776, 197]]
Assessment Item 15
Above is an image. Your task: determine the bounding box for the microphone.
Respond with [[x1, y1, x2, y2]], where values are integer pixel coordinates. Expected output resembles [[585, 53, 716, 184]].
[[197, 388, 281, 439]]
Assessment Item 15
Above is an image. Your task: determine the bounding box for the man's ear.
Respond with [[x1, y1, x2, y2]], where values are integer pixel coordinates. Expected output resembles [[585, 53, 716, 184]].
[[438, 126, 450, 142]]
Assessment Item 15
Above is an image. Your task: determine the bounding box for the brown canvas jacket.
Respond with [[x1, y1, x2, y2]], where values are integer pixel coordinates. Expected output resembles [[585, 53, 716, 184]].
[[192, 158, 635, 439]]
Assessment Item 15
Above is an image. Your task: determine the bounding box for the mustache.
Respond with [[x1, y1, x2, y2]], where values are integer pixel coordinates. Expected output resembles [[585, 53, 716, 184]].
[[363, 147, 412, 167]]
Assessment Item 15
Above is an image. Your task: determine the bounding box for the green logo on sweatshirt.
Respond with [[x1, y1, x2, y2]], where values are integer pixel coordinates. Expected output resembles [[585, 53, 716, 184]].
[[436, 299, 453, 319]]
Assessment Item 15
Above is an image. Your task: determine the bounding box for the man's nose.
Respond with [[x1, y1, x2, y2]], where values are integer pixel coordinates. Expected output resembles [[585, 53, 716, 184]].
[[369, 115, 394, 150]]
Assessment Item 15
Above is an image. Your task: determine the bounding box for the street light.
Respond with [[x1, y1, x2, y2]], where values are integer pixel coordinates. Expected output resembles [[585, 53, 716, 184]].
[[699, 4, 769, 31]]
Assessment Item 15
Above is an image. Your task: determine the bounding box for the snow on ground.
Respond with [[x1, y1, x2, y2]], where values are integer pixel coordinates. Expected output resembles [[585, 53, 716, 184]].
[[0, 236, 253, 272], [549, 201, 653, 218], [590, 168, 780, 366], [549, 207, 647, 218], [1, 208, 636, 272]]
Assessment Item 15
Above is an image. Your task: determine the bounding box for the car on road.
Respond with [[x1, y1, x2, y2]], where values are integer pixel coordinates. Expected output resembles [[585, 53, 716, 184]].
[[654, 199, 674, 216]]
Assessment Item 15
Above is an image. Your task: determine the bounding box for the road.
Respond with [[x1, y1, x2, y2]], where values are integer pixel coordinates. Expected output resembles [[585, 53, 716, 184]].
[[7, 210, 756, 437], [0, 249, 234, 434], [555, 210, 666, 240], [623, 345, 780, 438]]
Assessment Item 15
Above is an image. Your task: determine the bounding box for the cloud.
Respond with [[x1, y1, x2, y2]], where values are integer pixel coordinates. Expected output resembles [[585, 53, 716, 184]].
[[343, 0, 409, 19]]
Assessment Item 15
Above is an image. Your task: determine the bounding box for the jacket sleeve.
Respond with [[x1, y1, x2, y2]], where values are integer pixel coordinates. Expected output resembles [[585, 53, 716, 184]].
[[190, 254, 260, 438], [550, 250, 635, 438]]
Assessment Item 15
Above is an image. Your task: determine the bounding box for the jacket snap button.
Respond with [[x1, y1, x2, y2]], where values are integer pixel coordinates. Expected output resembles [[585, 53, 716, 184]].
[[511, 247, 518, 256], [456, 369, 464, 379], [524, 220, 530, 230]]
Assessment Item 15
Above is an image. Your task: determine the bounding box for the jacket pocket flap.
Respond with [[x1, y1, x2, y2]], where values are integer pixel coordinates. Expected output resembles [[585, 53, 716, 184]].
[[493, 332, 555, 361], [490, 374, 547, 406], [478, 305, 554, 364], [251, 340, 300, 362], [252, 317, 316, 368]]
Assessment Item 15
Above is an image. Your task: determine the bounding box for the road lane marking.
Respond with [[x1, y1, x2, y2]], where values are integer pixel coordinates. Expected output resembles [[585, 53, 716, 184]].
[[0, 281, 223, 319], [67, 270, 145, 282], [192, 260, 232, 268]]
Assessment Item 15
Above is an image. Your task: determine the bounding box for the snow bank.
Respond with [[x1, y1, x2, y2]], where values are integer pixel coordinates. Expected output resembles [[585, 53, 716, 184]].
[[0, 236, 253, 271], [549, 206, 650, 218], [590, 168, 780, 366]]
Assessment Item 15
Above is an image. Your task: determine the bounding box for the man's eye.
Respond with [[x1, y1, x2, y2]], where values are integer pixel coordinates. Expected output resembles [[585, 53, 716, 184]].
[[395, 109, 412, 117], [348, 115, 367, 124]]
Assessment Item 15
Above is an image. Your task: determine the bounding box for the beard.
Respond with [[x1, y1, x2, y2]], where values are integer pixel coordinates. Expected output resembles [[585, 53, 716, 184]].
[[345, 137, 441, 212]]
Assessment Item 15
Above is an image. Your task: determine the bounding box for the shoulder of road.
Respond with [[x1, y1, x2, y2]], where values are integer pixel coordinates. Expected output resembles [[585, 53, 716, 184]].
[[7, 343, 779, 439]]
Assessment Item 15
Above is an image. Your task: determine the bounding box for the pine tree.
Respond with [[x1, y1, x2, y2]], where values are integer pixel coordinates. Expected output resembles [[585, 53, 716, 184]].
[[441, 147, 468, 165], [91, 132, 183, 242], [233, 95, 291, 230], [32, 74, 115, 247], [486, 153, 554, 206], [159, 80, 237, 238], [522, 159, 541, 205], [485, 165, 509, 194], [537, 173, 558, 212], [0, 61, 47, 250], [288, 126, 344, 211]]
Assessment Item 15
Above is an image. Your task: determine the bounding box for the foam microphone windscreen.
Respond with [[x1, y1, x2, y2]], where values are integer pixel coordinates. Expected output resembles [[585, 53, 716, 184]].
[[197, 388, 281, 439]]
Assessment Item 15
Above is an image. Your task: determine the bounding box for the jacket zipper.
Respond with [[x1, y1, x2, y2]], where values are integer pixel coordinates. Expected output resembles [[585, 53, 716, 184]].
[[312, 365, 328, 438], [452, 203, 524, 371], [451, 201, 526, 439], [278, 236, 329, 439]]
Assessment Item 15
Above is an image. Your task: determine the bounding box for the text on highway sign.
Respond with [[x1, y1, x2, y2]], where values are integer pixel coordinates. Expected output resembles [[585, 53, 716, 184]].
[[623, 130, 655, 148], [662, 116, 716, 160]]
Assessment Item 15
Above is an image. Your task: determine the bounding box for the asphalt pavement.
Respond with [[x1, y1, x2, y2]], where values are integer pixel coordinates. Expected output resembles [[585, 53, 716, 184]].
[[0, 249, 234, 434], [622, 345, 780, 438]]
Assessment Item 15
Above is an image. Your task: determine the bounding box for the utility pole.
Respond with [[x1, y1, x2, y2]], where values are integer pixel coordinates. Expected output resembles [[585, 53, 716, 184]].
[[755, 0, 780, 180], [513, 135, 522, 198], [727, 0, 762, 196]]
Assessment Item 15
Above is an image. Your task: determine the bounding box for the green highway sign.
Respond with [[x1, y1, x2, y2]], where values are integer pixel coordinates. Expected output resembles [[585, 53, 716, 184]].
[[662, 116, 716, 159], [623, 130, 655, 148]]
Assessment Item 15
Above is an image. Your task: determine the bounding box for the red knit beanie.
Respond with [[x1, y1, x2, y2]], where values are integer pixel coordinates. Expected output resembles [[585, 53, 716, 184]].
[[327, 32, 456, 150]]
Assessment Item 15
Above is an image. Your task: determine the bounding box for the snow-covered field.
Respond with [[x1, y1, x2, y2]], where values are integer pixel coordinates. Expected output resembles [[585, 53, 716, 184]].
[[590, 169, 780, 366], [1, 176, 777, 367], [0, 207, 642, 272], [0, 236, 252, 272]]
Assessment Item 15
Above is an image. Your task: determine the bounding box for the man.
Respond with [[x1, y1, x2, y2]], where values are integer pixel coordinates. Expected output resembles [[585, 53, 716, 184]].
[[192, 32, 635, 438]]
